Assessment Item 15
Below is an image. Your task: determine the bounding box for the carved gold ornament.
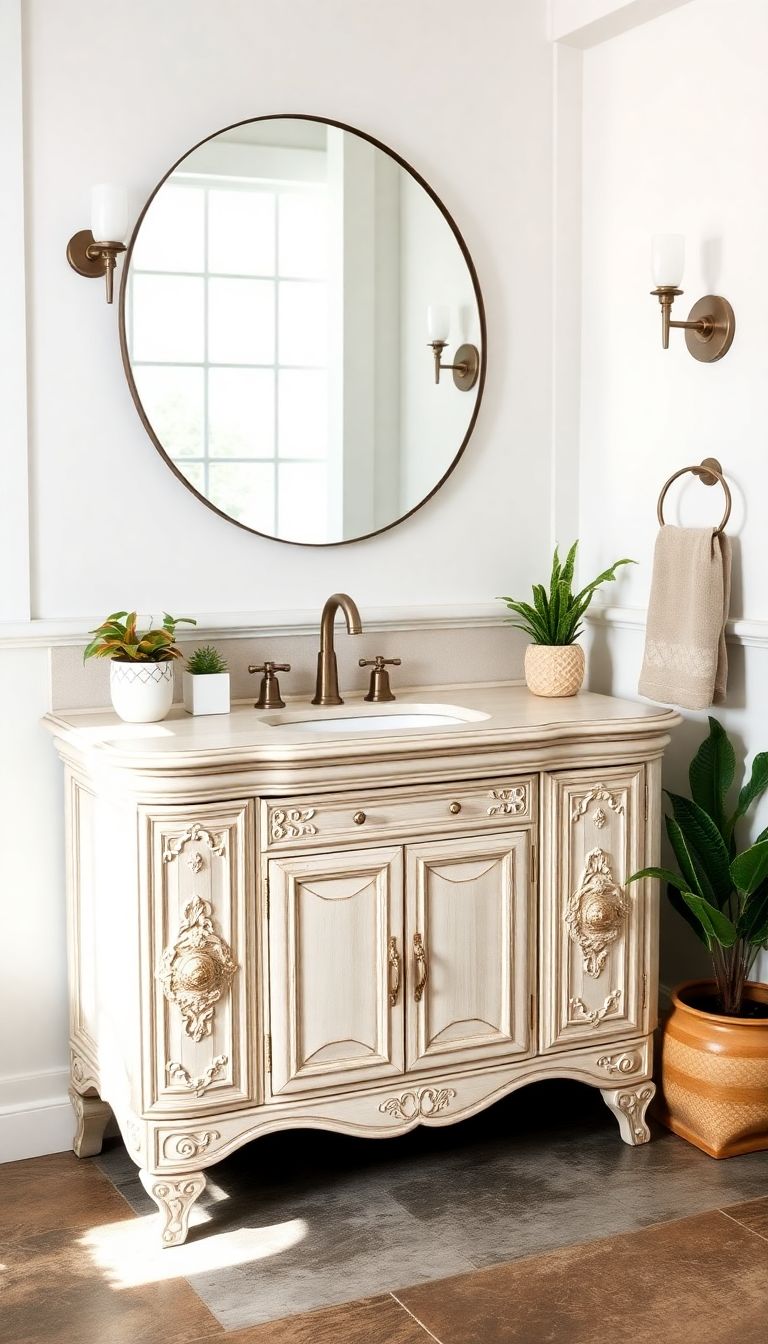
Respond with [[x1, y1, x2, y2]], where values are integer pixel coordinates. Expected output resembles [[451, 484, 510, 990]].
[[167, 1055, 228, 1096], [379, 1087, 456, 1120], [596, 1050, 641, 1076], [570, 784, 624, 826], [570, 989, 622, 1026], [269, 807, 318, 842], [159, 896, 237, 1042], [565, 847, 629, 978], [163, 822, 225, 864], [487, 787, 526, 817]]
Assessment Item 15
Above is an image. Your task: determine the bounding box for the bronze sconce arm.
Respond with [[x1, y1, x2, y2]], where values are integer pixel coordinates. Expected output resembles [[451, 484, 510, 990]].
[[428, 340, 480, 391], [67, 231, 127, 305], [650, 287, 735, 362]]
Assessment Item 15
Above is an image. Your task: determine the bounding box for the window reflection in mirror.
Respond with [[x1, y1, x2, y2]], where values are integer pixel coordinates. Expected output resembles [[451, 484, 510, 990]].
[[123, 118, 484, 545]]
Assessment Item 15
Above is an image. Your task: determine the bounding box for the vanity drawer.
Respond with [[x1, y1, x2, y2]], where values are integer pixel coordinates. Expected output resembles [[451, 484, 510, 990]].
[[262, 777, 536, 849]]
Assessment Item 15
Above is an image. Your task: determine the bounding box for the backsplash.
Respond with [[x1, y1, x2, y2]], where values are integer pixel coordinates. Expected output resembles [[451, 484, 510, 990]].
[[50, 622, 525, 711]]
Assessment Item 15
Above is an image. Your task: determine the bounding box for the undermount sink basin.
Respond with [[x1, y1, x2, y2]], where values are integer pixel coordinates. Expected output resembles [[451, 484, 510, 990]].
[[265, 704, 489, 734]]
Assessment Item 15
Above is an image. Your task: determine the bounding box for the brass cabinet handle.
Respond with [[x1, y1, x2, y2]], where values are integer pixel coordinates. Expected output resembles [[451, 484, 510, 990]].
[[449, 801, 461, 814], [413, 933, 428, 1002], [353, 811, 366, 825], [388, 936, 400, 1006]]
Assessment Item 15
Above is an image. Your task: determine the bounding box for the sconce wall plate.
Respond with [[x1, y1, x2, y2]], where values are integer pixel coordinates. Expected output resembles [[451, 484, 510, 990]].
[[651, 287, 735, 362], [428, 340, 480, 390], [684, 295, 735, 363], [66, 228, 127, 304]]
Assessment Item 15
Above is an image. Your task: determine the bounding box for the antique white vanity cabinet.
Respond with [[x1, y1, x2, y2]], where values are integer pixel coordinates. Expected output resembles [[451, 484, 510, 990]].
[[46, 686, 679, 1246]]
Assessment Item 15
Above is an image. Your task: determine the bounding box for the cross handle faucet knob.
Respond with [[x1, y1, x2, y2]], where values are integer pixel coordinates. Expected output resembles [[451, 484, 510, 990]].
[[359, 655, 401, 703], [248, 661, 291, 710]]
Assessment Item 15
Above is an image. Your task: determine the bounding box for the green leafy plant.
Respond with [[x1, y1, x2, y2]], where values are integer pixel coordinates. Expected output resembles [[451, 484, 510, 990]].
[[499, 542, 634, 646], [186, 645, 228, 675], [628, 718, 768, 1017], [83, 612, 196, 663]]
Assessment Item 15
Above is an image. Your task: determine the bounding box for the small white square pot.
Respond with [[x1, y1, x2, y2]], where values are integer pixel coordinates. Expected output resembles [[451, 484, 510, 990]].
[[183, 670, 230, 716]]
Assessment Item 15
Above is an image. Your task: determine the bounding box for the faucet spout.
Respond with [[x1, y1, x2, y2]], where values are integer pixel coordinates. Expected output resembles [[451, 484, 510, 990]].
[[312, 593, 363, 706]]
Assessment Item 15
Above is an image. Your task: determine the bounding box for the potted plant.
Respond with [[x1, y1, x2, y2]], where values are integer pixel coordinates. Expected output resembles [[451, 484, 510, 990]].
[[84, 611, 196, 723], [183, 645, 230, 716], [499, 542, 634, 697], [628, 717, 768, 1157]]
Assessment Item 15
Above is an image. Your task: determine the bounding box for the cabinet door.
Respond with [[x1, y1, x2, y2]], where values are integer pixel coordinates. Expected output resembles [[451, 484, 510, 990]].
[[541, 767, 646, 1051], [267, 846, 404, 1097], [405, 832, 533, 1072], [144, 801, 254, 1112]]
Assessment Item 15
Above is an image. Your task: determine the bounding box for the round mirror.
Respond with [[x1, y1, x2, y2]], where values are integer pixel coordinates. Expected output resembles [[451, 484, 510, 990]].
[[120, 115, 485, 546]]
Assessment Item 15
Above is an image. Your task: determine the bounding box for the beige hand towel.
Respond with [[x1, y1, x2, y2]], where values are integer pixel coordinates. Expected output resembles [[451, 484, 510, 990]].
[[639, 525, 732, 711]]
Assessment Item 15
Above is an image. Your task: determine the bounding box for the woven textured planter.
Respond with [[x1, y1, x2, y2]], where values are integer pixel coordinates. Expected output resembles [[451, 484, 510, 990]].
[[524, 643, 585, 697], [659, 979, 768, 1158]]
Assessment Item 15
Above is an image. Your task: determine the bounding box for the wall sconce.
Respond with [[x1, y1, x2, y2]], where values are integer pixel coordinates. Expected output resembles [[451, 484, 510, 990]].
[[66, 185, 130, 304], [427, 305, 480, 391], [650, 234, 735, 362]]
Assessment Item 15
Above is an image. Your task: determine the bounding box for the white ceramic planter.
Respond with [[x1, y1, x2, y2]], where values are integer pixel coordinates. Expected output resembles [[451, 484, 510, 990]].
[[524, 643, 585, 697], [183, 671, 230, 716], [110, 660, 175, 723]]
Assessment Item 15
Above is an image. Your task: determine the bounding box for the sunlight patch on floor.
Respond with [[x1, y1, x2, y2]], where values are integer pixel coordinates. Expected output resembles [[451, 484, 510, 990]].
[[80, 1214, 308, 1287]]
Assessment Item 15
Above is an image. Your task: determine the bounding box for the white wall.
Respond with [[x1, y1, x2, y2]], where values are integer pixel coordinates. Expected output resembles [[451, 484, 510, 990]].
[[1, 0, 559, 1159], [579, 0, 768, 985]]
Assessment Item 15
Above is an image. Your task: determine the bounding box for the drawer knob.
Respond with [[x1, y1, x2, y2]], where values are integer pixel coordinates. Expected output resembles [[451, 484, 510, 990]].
[[449, 801, 462, 815], [353, 811, 367, 825]]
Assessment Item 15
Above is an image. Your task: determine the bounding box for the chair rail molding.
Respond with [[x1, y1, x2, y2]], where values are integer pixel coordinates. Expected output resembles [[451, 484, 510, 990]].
[[587, 606, 768, 651]]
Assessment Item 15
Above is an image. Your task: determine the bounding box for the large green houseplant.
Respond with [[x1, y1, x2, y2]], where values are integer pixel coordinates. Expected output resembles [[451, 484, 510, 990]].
[[628, 717, 768, 1157], [499, 542, 634, 697]]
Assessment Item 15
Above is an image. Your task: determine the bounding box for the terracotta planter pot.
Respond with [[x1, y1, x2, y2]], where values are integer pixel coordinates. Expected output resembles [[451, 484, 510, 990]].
[[659, 979, 768, 1158], [524, 643, 585, 697]]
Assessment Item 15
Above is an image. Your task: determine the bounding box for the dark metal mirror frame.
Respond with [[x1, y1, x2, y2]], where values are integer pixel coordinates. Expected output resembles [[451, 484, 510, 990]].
[[118, 113, 487, 548]]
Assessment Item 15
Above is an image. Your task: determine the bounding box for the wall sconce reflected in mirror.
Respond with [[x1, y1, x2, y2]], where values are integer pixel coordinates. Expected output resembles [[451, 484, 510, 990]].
[[427, 304, 479, 390], [650, 233, 735, 362], [67, 186, 130, 304]]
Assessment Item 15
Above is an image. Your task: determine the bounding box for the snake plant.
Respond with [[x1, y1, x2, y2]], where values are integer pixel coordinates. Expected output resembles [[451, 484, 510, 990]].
[[499, 541, 635, 646]]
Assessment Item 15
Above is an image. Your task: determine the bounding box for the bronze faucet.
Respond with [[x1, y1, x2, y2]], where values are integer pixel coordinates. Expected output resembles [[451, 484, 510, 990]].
[[311, 593, 362, 705]]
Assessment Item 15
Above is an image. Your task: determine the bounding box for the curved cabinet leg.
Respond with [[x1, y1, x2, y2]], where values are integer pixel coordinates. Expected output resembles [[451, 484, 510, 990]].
[[69, 1088, 112, 1158], [139, 1170, 206, 1248], [601, 1081, 656, 1146]]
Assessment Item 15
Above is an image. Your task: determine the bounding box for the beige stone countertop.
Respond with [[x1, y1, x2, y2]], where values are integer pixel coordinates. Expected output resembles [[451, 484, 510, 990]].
[[43, 682, 681, 773]]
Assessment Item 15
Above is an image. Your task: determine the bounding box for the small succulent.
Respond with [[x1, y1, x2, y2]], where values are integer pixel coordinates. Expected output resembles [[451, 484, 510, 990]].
[[499, 542, 635, 646], [84, 611, 196, 663], [186, 645, 228, 675]]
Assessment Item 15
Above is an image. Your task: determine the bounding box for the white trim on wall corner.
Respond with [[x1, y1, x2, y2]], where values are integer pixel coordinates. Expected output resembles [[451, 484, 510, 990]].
[[0, 1067, 72, 1164], [0, 603, 508, 650], [588, 606, 768, 650]]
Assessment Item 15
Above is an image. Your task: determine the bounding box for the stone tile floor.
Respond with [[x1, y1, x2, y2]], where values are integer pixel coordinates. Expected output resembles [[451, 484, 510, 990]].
[[3, 1081, 767, 1342]]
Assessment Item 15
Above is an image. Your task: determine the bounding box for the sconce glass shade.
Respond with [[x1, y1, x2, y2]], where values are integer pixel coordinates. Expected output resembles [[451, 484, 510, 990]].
[[651, 233, 685, 287], [427, 304, 450, 342], [90, 184, 129, 243]]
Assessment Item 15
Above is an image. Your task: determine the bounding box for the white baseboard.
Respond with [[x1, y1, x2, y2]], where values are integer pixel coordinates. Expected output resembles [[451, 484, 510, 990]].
[[0, 1067, 72, 1163], [0, 1101, 73, 1163]]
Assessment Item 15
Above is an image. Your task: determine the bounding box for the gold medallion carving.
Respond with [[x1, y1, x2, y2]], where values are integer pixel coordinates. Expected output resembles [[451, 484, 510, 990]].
[[159, 897, 237, 1042], [565, 847, 628, 978], [379, 1087, 456, 1120]]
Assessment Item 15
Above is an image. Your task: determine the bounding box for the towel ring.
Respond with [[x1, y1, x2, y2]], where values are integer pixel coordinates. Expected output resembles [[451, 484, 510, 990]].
[[656, 457, 731, 536]]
